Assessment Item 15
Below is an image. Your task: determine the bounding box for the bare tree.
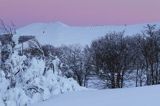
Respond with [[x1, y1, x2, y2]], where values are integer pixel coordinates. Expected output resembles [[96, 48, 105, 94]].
[[0, 19, 16, 35], [58, 45, 87, 86], [0, 19, 16, 88], [90, 32, 132, 88]]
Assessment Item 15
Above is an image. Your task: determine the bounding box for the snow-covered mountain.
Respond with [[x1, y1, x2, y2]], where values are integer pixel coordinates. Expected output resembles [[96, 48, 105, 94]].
[[16, 22, 160, 46], [33, 85, 160, 106]]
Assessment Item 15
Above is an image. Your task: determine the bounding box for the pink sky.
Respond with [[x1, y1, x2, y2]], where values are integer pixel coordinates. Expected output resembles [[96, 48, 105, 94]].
[[0, 0, 160, 27]]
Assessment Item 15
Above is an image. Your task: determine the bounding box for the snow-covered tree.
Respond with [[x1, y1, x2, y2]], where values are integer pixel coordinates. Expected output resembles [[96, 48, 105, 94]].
[[58, 45, 88, 86], [0, 35, 82, 106]]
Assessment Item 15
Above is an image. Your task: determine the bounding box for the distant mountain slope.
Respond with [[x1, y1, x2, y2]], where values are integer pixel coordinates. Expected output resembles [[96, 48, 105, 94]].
[[16, 22, 160, 46]]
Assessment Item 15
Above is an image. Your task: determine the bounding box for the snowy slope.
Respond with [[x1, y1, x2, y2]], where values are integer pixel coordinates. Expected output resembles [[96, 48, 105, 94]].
[[33, 85, 160, 106], [16, 22, 160, 46]]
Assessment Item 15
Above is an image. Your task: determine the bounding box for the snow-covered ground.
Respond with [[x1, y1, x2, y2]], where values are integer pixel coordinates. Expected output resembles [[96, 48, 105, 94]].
[[16, 22, 160, 46], [33, 85, 160, 106]]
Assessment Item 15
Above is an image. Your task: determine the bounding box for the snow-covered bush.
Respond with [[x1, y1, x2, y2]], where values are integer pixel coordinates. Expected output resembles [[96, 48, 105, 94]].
[[0, 47, 82, 106]]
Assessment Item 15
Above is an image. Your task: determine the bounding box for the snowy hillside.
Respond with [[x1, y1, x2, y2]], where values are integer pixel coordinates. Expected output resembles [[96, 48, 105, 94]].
[[16, 22, 160, 46], [33, 85, 160, 106]]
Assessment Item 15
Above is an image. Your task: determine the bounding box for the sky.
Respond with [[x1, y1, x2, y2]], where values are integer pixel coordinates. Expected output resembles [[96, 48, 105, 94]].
[[0, 0, 160, 27]]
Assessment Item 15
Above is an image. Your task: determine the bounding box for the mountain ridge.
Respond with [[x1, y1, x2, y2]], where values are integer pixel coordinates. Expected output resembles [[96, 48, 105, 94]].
[[16, 21, 160, 46]]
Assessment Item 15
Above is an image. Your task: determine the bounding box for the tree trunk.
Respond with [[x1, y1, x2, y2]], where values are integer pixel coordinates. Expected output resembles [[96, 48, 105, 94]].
[[136, 69, 139, 87], [111, 73, 115, 88]]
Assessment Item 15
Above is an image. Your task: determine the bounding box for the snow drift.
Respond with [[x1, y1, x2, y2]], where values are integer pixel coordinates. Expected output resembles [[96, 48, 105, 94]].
[[33, 85, 160, 106]]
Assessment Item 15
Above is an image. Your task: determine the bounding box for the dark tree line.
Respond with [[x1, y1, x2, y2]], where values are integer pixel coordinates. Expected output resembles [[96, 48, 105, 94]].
[[88, 24, 160, 88]]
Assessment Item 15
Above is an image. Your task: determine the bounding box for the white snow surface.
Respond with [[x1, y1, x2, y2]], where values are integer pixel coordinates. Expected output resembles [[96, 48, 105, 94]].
[[33, 85, 160, 106], [16, 22, 160, 46]]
